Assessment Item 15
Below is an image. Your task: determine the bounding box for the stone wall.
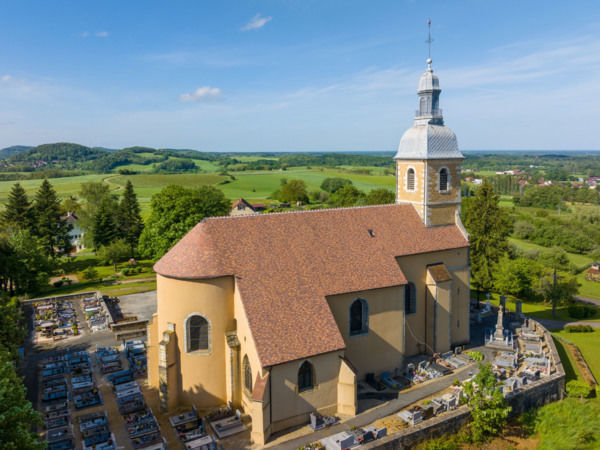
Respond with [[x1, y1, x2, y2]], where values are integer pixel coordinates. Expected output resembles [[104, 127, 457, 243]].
[[362, 318, 565, 449]]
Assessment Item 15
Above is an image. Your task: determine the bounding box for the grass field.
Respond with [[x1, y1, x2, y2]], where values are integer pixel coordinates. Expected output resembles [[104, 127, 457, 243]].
[[0, 174, 108, 204]]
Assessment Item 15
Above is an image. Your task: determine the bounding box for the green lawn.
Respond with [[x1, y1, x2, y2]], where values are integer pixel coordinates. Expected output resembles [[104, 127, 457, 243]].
[[553, 329, 600, 382], [551, 336, 584, 382], [576, 272, 600, 300]]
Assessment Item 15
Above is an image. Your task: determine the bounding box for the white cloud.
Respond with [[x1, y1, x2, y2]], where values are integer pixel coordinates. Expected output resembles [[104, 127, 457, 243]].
[[95, 31, 109, 38], [80, 31, 90, 38], [241, 14, 272, 31], [179, 86, 222, 102], [1, 74, 12, 82]]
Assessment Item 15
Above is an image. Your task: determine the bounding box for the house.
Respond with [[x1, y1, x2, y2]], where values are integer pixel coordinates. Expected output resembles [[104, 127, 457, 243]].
[[230, 198, 258, 216], [60, 211, 84, 253], [147, 57, 471, 445], [586, 262, 600, 282]]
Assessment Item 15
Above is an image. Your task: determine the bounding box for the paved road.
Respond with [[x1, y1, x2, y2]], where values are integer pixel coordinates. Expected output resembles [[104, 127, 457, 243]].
[[536, 318, 600, 331], [575, 295, 600, 307]]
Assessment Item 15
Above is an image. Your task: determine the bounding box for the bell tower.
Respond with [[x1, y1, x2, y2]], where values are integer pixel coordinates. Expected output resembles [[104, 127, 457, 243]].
[[394, 55, 464, 227]]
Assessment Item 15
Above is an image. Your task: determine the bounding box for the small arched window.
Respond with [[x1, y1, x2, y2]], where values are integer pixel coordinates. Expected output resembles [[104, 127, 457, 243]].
[[186, 314, 209, 353], [298, 361, 314, 392], [349, 298, 369, 336], [243, 355, 252, 394], [439, 168, 449, 192], [405, 282, 417, 315], [406, 168, 415, 191]]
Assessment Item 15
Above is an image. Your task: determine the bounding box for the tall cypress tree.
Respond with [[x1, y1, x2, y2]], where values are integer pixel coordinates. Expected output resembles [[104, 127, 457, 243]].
[[117, 180, 144, 257], [1, 183, 34, 230], [463, 180, 511, 294], [93, 197, 117, 249], [33, 179, 72, 257]]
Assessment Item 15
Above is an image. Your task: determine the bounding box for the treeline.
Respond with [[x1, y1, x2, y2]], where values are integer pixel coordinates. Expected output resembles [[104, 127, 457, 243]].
[[463, 180, 578, 316], [268, 177, 395, 208], [515, 184, 600, 209], [0, 294, 43, 448], [1, 181, 72, 294], [464, 151, 600, 179]]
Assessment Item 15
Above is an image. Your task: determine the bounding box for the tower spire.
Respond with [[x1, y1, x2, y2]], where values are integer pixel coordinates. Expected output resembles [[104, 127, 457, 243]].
[[426, 18, 433, 64]]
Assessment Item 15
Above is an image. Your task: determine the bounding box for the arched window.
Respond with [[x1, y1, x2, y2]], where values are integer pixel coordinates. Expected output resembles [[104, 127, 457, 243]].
[[298, 361, 314, 392], [405, 282, 417, 315], [349, 298, 369, 336], [186, 314, 210, 353], [406, 168, 415, 191], [243, 355, 253, 394], [439, 168, 449, 191]]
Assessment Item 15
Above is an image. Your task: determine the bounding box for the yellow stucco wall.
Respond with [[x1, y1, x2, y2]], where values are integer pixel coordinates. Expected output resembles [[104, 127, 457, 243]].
[[154, 274, 234, 408], [397, 248, 470, 356], [326, 287, 404, 379], [269, 351, 343, 433]]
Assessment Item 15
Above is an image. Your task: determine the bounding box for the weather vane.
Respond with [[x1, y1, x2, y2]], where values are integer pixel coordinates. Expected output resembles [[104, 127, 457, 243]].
[[425, 18, 433, 60]]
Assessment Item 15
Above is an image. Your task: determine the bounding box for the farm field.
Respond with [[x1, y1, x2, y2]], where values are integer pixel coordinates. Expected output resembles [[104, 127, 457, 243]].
[[0, 166, 396, 215], [0, 173, 107, 204]]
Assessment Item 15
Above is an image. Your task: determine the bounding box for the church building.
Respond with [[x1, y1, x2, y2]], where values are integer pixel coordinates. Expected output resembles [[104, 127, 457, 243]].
[[147, 57, 470, 445]]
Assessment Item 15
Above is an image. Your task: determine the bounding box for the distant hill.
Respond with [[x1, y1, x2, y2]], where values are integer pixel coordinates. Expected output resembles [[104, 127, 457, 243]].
[[0, 145, 32, 159], [8, 143, 108, 167]]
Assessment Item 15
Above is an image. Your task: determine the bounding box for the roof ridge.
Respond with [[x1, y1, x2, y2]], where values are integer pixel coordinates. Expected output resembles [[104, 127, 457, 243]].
[[204, 202, 403, 222]]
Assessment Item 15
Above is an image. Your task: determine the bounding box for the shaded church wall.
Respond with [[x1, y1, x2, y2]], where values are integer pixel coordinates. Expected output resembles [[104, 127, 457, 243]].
[[327, 286, 405, 379], [397, 248, 469, 356], [269, 351, 343, 433]]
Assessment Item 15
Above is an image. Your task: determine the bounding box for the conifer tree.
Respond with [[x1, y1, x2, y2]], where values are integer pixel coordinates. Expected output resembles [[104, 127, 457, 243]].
[[1, 183, 34, 230], [116, 180, 144, 256], [33, 179, 72, 257], [463, 180, 511, 294], [93, 197, 117, 249]]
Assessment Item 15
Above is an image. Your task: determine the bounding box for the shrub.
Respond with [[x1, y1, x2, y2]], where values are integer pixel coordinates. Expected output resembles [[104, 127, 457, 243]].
[[466, 351, 484, 361], [566, 380, 591, 400], [52, 280, 63, 288], [568, 305, 598, 319], [82, 267, 99, 281], [122, 268, 130, 276], [565, 325, 594, 333]]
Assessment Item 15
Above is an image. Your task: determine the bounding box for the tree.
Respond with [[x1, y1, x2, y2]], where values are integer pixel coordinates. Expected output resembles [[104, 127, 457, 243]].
[[365, 188, 395, 205], [463, 363, 511, 442], [97, 239, 130, 272], [116, 180, 144, 256], [328, 184, 365, 207], [538, 271, 579, 319], [463, 180, 511, 295], [92, 197, 117, 249], [78, 182, 118, 248], [278, 179, 309, 204], [1, 183, 34, 230], [494, 256, 542, 300], [139, 185, 231, 260], [1, 229, 53, 295], [0, 348, 44, 449], [566, 380, 591, 403], [320, 177, 353, 194], [32, 179, 72, 257]]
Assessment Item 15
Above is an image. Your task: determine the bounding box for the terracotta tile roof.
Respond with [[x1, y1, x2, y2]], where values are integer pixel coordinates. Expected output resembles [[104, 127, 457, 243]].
[[428, 263, 452, 283], [154, 204, 469, 368]]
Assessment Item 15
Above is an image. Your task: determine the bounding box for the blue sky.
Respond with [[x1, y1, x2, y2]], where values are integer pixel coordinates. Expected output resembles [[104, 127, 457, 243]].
[[1, 0, 599, 151]]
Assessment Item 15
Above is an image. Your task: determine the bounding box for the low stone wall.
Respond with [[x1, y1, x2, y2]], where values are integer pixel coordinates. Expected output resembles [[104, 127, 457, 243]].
[[363, 406, 471, 449], [20, 291, 97, 305], [362, 318, 565, 449]]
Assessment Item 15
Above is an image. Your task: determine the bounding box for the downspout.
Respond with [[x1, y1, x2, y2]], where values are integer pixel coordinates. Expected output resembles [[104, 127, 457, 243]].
[[268, 367, 272, 432]]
